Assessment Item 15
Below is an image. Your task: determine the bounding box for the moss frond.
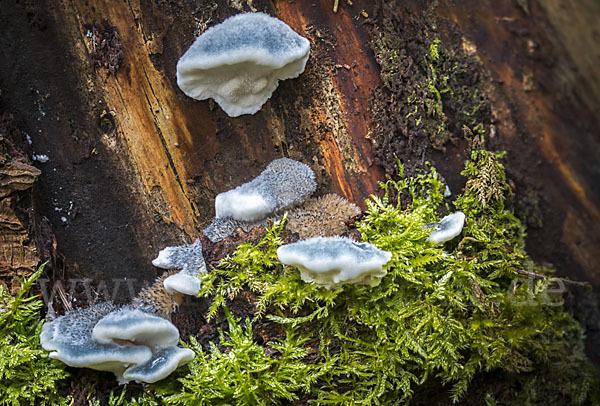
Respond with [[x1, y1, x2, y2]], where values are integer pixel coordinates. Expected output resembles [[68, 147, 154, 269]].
[[155, 156, 599, 405], [0, 264, 70, 405]]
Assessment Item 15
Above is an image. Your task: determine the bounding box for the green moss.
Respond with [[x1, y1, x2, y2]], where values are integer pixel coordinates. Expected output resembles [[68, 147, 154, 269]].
[[369, 5, 492, 179], [153, 307, 328, 406], [127, 153, 597, 405], [11, 152, 593, 406], [0, 265, 70, 406]]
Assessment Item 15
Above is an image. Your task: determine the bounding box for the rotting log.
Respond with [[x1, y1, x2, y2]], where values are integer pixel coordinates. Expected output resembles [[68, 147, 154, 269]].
[[434, 0, 600, 286], [0, 0, 598, 301], [0, 115, 43, 291], [53, 0, 384, 239]]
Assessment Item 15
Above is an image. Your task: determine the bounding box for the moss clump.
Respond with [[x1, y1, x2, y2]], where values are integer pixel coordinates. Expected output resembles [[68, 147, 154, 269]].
[[129, 151, 597, 405], [154, 307, 326, 406], [369, 3, 491, 179], [286, 193, 361, 239], [0, 265, 70, 406]]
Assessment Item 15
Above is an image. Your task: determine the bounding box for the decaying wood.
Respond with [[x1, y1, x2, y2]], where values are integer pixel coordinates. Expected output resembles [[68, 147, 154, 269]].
[[0, 161, 41, 199], [0, 0, 597, 296], [436, 0, 600, 286], [0, 199, 39, 282], [0, 128, 42, 289]]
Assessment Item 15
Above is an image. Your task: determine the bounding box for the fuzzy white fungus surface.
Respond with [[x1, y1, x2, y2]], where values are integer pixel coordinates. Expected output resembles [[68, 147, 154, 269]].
[[163, 272, 201, 296], [427, 211, 466, 243], [177, 12, 310, 117], [203, 216, 271, 242], [40, 303, 152, 383], [40, 303, 191, 384], [92, 307, 179, 347], [152, 239, 206, 296], [122, 346, 195, 384], [215, 158, 316, 222], [215, 192, 270, 223], [277, 236, 392, 289]]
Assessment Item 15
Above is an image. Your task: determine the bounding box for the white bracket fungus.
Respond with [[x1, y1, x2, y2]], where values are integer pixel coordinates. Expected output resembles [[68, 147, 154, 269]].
[[177, 12, 310, 117], [40, 303, 192, 384], [152, 239, 206, 296], [203, 216, 270, 242], [215, 158, 316, 222], [277, 236, 392, 289], [92, 307, 180, 347], [426, 211, 466, 243], [122, 346, 194, 384], [40, 303, 151, 382]]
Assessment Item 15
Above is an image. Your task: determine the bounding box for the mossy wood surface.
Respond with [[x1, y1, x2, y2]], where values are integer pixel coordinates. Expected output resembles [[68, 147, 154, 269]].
[[1, 0, 594, 291], [0, 0, 599, 403]]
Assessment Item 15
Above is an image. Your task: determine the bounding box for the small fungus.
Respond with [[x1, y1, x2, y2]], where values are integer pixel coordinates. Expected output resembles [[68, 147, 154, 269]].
[[203, 216, 268, 243], [152, 239, 206, 296], [163, 272, 201, 297], [40, 303, 152, 382], [40, 303, 192, 383], [92, 307, 180, 347], [177, 12, 310, 117], [215, 158, 316, 222], [277, 236, 392, 289], [122, 346, 194, 384], [426, 211, 466, 243]]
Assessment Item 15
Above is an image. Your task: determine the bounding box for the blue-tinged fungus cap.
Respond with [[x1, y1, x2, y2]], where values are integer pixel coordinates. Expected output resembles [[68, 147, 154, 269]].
[[427, 212, 466, 243], [176, 12, 310, 116], [152, 239, 206, 296], [162, 271, 201, 296], [152, 239, 206, 275], [40, 302, 153, 382], [123, 346, 195, 384], [215, 158, 316, 222], [92, 307, 180, 347], [277, 236, 392, 289]]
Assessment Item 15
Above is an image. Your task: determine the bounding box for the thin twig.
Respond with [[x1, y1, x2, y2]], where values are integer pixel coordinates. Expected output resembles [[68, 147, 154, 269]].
[[333, 0, 339, 13], [515, 269, 590, 287], [56, 282, 73, 312]]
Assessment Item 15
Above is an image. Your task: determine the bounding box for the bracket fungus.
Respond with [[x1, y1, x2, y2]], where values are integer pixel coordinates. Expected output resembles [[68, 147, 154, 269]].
[[122, 346, 194, 384], [40, 303, 151, 382], [277, 236, 392, 289], [176, 12, 310, 117], [214, 158, 316, 223], [92, 307, 180, 347], [152, 239, 206, 296], [203, 216, 269, 243], [426, 211, 466, 243], [40, 303, 192, 383]]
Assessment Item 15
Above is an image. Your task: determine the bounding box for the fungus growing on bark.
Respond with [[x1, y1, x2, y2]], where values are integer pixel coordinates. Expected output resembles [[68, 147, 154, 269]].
[[40, 303, 192, 383], [122, 346, 194, 384], [40, 303, 152, 382], [176, 12, 310, 117], [92, 307, 179, 347], [215, 158, 316, 222], [426, 211, 466, 243], [203, 216, 269, 242], [277, 236, 392, 288], [152, 239, 206, 296]]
